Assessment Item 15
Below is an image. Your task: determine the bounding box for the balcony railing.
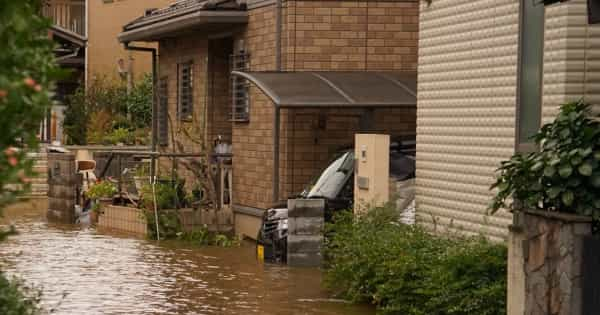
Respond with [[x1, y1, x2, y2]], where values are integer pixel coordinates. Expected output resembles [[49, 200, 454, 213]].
[[43, 0, 86, 36]]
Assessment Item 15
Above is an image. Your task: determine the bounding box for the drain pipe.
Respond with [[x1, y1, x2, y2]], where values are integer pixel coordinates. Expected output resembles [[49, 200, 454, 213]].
[[272, 0, 283, 203], [123, 43, 158, 176], [123, 43, 160, 239]]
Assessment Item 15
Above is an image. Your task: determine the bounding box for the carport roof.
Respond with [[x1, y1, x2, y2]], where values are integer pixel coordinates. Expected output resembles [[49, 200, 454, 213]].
[[231, 71, 417, 108]]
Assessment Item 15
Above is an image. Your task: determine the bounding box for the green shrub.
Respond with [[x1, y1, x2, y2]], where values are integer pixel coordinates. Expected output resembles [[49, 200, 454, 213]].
[[140, 180, 187, 210], [324, 206, 507, 315], [63, 75, 152, 145], [490, 100, 600, 216], [86, 181, 116, 200], [0, 275, 40, 315], [145, 210, 182, 240]]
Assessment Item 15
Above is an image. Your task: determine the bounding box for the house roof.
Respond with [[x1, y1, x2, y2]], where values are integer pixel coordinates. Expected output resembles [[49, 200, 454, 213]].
[[50, 25, 87, 47], [231, 71, 417, 108], [119, 0, 247, 43]]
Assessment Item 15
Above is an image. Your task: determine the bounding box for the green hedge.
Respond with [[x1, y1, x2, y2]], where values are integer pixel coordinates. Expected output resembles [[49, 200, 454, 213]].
[[0, 275, 39, 315], [323, 207, 507, 315]]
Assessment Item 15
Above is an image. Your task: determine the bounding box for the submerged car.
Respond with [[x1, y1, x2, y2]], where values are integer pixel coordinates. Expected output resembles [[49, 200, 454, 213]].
[[257, 140, 416, 263]]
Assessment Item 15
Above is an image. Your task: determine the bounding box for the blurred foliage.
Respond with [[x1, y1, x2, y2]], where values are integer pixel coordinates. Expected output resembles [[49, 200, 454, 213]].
[[491, 100, 600, 216], [0, 1, 62, 313], [86, 181, 117, 200], [324, 206, 507, 315], [63, 74, 153, 145], [0, 0, 61, 210]]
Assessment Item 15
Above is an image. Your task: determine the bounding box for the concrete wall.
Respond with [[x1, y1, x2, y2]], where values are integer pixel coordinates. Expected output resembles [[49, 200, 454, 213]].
[[87, 0, 172, 82], [416, 0, 600, 241]]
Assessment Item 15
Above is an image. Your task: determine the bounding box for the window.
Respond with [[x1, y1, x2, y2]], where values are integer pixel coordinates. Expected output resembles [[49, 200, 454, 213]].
[[178, 61, 193, 121], [158, 77, 169, 146], [516, 0, 545, 152], [230, 51, 250, 122]]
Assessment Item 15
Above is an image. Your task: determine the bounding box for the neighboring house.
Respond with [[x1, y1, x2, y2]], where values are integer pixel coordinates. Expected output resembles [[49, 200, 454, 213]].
[[41, 0, 172, 143], [87, 0, 174, 83], [119, 0, 420, 239], [416, 0, 600, 241], [43, 1, 87, 143]]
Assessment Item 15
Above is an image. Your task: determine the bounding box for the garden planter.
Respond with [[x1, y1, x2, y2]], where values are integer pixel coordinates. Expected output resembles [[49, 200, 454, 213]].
[[508, 210, 592, 315], [92, 198, 113, 224]]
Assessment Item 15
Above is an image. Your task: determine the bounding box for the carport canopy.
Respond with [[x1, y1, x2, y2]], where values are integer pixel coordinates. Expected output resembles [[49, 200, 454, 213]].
[[231, 71, 417, 108]]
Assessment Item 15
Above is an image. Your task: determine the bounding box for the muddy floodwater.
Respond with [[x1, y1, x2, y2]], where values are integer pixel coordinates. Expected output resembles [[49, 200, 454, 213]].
[[0, 205, 373, 315]]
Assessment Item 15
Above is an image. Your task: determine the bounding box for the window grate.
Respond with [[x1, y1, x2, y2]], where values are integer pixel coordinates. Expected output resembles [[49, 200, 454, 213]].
[[158, 77, 169, 146], [178, 62, 193, 121], [230, 51, 250, 122]]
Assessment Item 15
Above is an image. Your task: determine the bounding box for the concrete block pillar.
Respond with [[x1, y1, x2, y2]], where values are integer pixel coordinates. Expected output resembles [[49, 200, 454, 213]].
[[47, 152, 78, 223], [287, 198, 325, 267]]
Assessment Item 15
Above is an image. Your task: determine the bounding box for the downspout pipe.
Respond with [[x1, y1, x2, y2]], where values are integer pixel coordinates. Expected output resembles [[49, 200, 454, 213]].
[[123, 42, 158, 178], [273, 0, 283, 203]]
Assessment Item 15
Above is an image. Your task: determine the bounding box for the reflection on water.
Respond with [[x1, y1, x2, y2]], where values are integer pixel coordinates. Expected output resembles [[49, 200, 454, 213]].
[[0, 206, 372, 315]]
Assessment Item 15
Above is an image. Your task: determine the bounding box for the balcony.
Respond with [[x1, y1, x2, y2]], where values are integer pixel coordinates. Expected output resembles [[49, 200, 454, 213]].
[[43, 0, 86, 36]]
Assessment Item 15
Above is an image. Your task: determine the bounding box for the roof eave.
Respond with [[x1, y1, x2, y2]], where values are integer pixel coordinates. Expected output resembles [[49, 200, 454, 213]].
[[118, 11, 248, 43]]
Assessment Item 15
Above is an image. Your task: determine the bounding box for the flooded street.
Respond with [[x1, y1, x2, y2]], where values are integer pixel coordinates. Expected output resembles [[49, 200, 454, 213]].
[[0, 205, 373, 315]]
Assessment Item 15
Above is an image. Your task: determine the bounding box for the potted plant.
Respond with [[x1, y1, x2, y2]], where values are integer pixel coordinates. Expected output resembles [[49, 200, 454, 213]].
[[87, 180, 117, 223], [490, 100, 600, 216], [490, 100, 599, 315]]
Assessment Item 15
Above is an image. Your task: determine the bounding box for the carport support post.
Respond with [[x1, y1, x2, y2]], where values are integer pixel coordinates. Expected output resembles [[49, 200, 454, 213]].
[[273, 106, 280, 203]]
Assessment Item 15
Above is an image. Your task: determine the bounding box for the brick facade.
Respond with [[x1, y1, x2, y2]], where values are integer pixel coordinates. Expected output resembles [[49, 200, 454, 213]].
[[153, 0, 419, 210]]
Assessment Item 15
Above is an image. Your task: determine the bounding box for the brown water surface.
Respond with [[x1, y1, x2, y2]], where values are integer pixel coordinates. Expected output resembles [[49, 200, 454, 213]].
[[0, 204, 373, 315]]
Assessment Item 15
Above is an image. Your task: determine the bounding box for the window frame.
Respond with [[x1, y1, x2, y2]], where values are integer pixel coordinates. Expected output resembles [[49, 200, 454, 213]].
[[515, 0, 546, 153], [177, 61, 194, 122], [158, 76, 169, 147], [230, 51, 250, 122]]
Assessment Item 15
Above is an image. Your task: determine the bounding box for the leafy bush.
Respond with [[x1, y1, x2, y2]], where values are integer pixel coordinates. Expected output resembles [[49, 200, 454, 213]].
[[1, 1, 60, 313], [144, 210, 240, 246], [324, 206, 507, 315], [490, 101, 600, 216], [103, 127, 132, 145], [63, 75, 152, 145], [0, 275, 40, 315], [140, 180, 187, 210], [86, 181, 117, 200]]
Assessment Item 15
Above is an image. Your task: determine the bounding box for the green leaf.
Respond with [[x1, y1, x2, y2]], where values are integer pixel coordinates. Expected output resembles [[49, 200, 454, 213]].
[[567, 177, 581, 187], [497, 182, 509, 192], [547, 187, 562, 199], [594, 151, 600, 161], [562, 191, 574, 207], [578, 162, 593, 177], [591, 174, 600, 188], [531, 161, 544, 172], [570, 156, 583, 166], [544, 166, 556, 177], [594, 199, 600, 209], [558, 165, 573, 178]]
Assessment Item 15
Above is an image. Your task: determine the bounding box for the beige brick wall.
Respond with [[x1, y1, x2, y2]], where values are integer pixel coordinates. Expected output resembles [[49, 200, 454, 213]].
[[155, 1, 419, 210], [279, 107, 416, 199], [232, 86, 276, 209], [283, 0, 419, 71]]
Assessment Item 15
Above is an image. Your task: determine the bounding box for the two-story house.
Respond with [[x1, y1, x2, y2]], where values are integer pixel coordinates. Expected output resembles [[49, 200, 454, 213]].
[[119, 0, 420, 238]]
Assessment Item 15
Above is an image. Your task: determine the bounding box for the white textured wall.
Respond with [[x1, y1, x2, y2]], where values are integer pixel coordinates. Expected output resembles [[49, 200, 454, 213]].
[[417, 0, 519, 241], [417, 0, 600, 241], [544, 0, 600, 121]]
